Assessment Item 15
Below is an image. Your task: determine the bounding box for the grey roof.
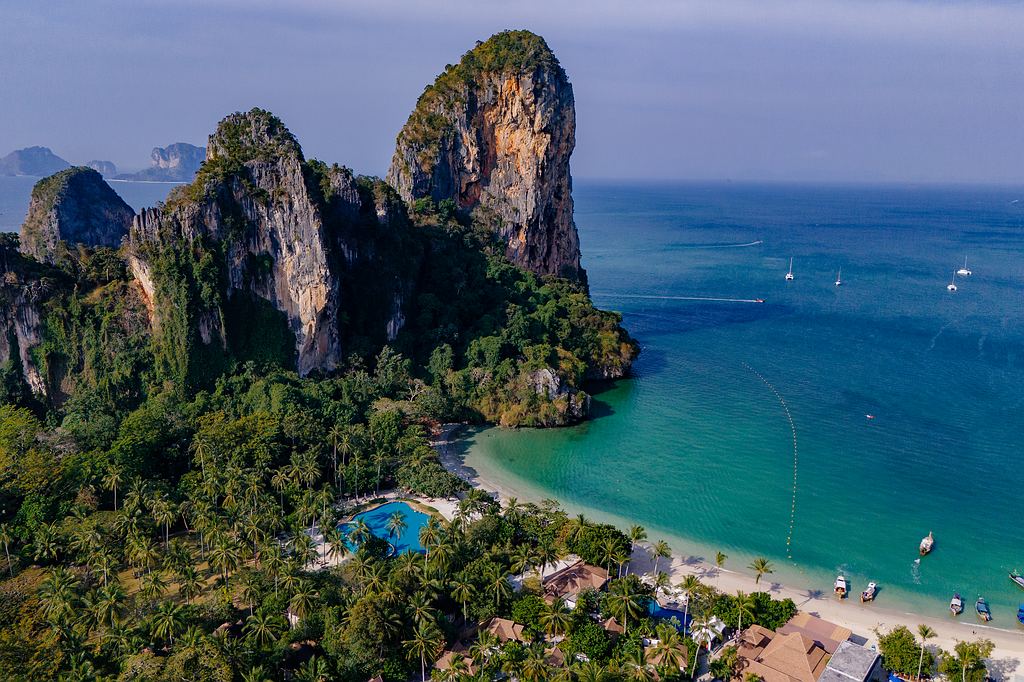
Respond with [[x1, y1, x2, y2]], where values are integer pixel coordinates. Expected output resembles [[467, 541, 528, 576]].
[[819, 641, 880, 682]]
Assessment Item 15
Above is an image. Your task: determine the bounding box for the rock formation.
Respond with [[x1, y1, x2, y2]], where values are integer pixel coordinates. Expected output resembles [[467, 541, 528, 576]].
[[387, 30, 585, 283], [117, 142, 205, 182], [0, 146, 71, 176], [19, 167, 134, 265]]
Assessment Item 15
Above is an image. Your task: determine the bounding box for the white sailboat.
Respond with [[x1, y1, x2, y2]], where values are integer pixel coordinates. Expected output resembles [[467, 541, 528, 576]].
[[834, 268, 842, 287], [957, 257, 972, 277], [785, 257, 794, 281], [947, 272, 957, 292]]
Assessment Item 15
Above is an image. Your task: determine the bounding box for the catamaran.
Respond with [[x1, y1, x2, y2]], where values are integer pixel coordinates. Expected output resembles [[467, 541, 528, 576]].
[[834, 575, 848, 598], [947, 272, 957, 292], [957, 257, 972, 277], [950, 593, 964, 616], [834, 268, 842, 287], [785, 257, 794, 281], [976, 597, 992, 622], [861, 582, 878, 603], [919, 532, 935, 556]]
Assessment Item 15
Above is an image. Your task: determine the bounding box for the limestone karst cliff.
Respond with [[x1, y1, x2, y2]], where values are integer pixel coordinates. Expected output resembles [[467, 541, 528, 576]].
[[387, 30, 585, 283], [117, 142, 205, 182], [19, 167, 134, 265], [0, 146, 71, 177]]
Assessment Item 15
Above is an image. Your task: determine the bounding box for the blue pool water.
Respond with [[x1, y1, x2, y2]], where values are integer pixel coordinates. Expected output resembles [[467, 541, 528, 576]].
[[649, 599, 691, 631], [341, 501, 428, 555]]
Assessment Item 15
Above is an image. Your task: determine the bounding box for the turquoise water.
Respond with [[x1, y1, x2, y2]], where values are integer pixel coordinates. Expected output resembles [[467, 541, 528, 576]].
[[461, 181, 1024, 628], [341, 501, 428, 555], [0, 176, 176, 232]]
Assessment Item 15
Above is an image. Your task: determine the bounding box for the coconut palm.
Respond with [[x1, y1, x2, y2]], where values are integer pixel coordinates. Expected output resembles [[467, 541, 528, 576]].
[[536, 537, 561, 578], [625, 648, 656, 682], [540, 596, 572, 637], [599, 536, 621, 575], [511, 545, 536, 580], [521, 647, 549, 682], [297, 656, 331, 682], [103, 464, 124, 511], [385, 510, 408, 544], [245, 609, 284, 648], [575, 660, 610, 682], [567, 514, 591, 544], [33, 522, 61, 563], [177, 565, 203, 604], [650, 623, 686, 673], [627, 525, 647, 575], [487, 565, 512, 609], [916, 624, 936, 680], [734, 590, 755, 637], [208, 537, 241, 588], [716, 551, 727, 567], [651, 540, 671, 575], [679, 575, 705, 629], [451, 579, 474, 623], [404, 621, 444, 682], [606, 579, 645, 632], [38, 567, 78, 623], [151, 600, 184, 646], [288, 580, 319, 624], [409, 591, 438, 627], [749, 557, 773, 584]]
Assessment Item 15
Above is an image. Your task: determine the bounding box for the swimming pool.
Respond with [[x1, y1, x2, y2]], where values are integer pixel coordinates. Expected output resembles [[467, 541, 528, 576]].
[[648, 599, 690, 632], [340, 501, 429, 555]]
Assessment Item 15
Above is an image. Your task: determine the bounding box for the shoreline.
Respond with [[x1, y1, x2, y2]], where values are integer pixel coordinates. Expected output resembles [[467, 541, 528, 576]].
[[433, 423, 1024, 678]]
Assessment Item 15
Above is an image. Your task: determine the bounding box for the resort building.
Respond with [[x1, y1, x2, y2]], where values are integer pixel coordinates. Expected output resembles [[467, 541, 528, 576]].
[[434, 643, 477, 675], [817, 641, 885, 682], [542, 560, 609, 609], [481, 617, 529, 644], [734, 613, 873, 682]]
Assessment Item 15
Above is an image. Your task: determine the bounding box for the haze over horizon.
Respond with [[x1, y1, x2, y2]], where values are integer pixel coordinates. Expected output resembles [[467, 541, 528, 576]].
[[2, 0, 1021, 184]]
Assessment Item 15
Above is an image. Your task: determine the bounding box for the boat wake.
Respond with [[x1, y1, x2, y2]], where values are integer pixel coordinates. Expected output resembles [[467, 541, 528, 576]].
[[911, 558, 922, 584], [594, 293, 765, 304], [675, 240, 763, 249], [744, 363, 800, 560]]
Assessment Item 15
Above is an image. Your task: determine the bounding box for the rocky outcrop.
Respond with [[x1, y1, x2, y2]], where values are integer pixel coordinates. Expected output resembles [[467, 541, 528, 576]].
[[127, 110, 416, 379], [86, 160, 118, 177], [19, 167, 135, 265], [0, 146, 70, 177], [387, 30, 585, 283], [529, 367, 590, 421], [117, 143, 204, 182]]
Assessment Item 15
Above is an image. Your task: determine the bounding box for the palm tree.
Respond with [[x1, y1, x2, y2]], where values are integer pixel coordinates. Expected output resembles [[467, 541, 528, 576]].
[[540, 597, 572, 637], [536, 537, 561, 578], [325, 527, 349, 566], [270, 468, 290, 509], [404, 621, 444, 682], [208, 538, 241, 589], [716, 551, 728, 568], [151, 600, 184, 646], [678, 575, 702, 634], [511, 545, 536, 580], [409, 591, 438, 628], [749, 557, 773, 584], [734, 590, 755, 637], [419, 517, 442, 558], [487, 565, 512, 609], [103, 464, 124, 511], [650, 623, 686, 673], [606, 579, 645, 632], [297, 656, 331, 682], [567, 514, 590, 544], [96, 583, 126, 627], [33, 522, 61, 563], [575, 660, 610, 682], [451, 579, 474, 623], [625, 648, 655, 682], [38, 567, 78, 623], [242, 665, 272, 682], [385, 510, 408, 544], [288, 580, 319, 624], [599, 536, 621, 575], [177, 565, 203, 604], [0, 523, 14, 576], [328, 423, 345, 485], [245, 610, 284, 648], [627, 525, 647, 575], [916, 624, 936, 680], [521, 647, 549, 682], [651, 540, 671, 575], [949, 639, 993, 682]]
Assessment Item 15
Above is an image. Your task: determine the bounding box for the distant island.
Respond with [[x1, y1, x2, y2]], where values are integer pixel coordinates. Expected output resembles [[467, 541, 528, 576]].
[[0, 146, 70, 176], [115, 142, 205, 182]]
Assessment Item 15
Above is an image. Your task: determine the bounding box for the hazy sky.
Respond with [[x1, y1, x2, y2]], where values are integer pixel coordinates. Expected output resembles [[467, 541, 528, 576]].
[[1, 0, 1021, 183]]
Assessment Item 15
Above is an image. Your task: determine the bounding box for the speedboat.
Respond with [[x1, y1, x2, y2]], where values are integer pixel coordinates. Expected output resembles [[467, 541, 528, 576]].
[[835, 268, 842, 287], [957, 257, 972, 277], [947, 272, 957, 292], [785, 257, 794, 281], [950, 593, 964, 616], [1010, 572, 1024, 590], [976, 597, 992, 622], [919, 532, 935, 556], [861, 582, 878, 603], [834, 576, 848, 598]]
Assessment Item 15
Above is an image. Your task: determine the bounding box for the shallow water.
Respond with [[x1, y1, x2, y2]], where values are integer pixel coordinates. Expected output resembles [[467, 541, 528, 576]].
[[463, 180, 1024, 628]]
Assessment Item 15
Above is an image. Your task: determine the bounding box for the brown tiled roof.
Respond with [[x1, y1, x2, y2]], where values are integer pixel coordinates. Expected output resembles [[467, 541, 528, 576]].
[[777, 613, 852, 655], [543, 561, 609, 599], [483, 617, 528, 643], [545, 647, 566, 668], [602, 616, 625, 635], [736, 623, 832, 682]]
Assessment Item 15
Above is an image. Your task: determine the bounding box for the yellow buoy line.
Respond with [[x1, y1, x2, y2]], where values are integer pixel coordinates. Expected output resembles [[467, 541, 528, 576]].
[[744, 362, 800, 560]]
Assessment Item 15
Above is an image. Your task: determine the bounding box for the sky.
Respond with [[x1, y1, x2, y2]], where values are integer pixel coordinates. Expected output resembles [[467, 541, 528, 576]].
[[1, 0, 1021, 184]]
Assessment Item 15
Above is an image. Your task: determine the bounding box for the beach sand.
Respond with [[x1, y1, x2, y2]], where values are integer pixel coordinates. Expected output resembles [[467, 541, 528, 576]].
[[433, 424, 1024, 680]]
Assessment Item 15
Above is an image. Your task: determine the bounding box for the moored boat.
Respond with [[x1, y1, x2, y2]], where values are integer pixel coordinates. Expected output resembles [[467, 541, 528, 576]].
[[861, 582, 878, 603], [919, 532, 934, 556], [1017, 604, 1024, 626], [976, 597, 992, 622], [950, 593, 963, 616], [834, 575, 848, 598], [1010, 572, 1024, 590]]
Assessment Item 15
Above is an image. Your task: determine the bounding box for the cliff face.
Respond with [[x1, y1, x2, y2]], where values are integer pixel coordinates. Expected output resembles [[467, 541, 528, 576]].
[[86, 160, 117, 177], [19, 167, 134, 265], [387, 30, 585, 283], [0, 146, 71, 177], [0, 247, 49, 396], [128, 110, 415, 380]]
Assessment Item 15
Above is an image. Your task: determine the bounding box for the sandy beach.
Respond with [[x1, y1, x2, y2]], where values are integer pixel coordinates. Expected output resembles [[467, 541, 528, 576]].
[[433, 424, 1024, 680]]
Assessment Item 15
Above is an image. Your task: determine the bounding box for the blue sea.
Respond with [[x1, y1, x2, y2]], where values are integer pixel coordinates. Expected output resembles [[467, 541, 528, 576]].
[[460, 180, 1024, 628]]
